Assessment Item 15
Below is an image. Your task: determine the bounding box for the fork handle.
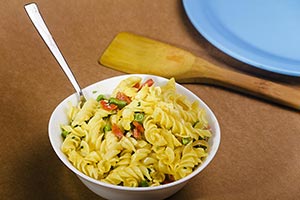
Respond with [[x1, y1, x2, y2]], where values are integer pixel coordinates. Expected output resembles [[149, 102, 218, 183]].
[[24, 3, 83, 97]]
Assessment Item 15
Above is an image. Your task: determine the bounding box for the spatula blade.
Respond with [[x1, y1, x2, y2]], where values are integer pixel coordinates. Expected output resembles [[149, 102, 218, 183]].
[[99, 32, 195, 78]]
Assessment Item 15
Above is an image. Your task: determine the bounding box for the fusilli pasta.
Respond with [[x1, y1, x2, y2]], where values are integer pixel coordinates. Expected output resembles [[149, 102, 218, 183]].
[[61, 76, 212, 187]]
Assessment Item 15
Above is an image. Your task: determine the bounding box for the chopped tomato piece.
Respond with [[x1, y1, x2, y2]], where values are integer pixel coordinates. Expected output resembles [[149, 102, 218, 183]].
[[132, 121, 144, 139], [116, 92, 131, 104], [205, 125, 211, 130], [133, 128, 141, 140], [133, 82, 140, 89], [112, 124, 124, 139], [134, 79, 155, 91], [133, 121, 144, 133], [162, 174, 175, 184], [100, 100, 118, 111], [140, 79, 154, 88]]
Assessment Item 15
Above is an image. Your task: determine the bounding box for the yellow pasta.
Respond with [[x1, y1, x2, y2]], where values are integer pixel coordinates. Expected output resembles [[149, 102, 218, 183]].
[[61, 76, 212, 187]]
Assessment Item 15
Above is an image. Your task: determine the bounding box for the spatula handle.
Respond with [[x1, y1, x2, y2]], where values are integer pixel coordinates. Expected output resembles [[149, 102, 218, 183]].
[[192, 57, 300, 110]]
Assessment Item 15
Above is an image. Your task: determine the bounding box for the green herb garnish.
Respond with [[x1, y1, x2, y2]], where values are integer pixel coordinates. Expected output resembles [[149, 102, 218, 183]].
[[103, 124, 112, 133], [139, 180, 149, 187], [96, 94, 106, 102], [108, 97, 127, 109], [182, 137, 191, 145], [134, 112, 145, 123], [61, 130, 70, 139]]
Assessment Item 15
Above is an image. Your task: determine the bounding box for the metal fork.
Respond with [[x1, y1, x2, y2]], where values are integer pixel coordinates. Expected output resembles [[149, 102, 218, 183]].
[[25, 3, 86, 107]]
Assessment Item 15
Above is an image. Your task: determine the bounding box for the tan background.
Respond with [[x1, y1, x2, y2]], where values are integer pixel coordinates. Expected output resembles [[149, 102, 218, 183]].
[[1, 0, 300, 199]]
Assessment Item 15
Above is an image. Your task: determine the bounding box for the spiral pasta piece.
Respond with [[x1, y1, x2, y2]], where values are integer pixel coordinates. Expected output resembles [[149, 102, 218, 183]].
[[103, 165, 151, 187], [71, 99, 98, 126]]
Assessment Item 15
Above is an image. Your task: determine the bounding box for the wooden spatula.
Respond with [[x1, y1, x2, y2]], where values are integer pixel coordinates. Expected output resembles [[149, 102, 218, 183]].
[[100, 32, 300, 110]]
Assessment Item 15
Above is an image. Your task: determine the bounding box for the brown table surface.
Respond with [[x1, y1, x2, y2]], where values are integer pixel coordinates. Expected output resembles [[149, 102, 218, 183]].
[[1, 1, 300, 199]]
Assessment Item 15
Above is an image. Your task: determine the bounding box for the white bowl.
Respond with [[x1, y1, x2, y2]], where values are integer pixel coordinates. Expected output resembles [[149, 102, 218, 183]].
[[48, 74, 221, 200]]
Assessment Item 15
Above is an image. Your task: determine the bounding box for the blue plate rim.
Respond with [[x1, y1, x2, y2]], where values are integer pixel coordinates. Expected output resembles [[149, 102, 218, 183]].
[[182, 0, 300, 77]]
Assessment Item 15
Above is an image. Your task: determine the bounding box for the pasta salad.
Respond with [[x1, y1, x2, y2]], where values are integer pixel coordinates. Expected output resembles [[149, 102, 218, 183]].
[[61, 76, 212, 187]]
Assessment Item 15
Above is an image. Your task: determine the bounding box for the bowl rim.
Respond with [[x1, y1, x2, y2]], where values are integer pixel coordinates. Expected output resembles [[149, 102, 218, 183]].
[[48, 74, 221, 191]]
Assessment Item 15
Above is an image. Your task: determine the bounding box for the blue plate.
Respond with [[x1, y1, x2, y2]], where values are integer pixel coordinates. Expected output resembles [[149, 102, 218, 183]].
[[183, 0, 300, 77]]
